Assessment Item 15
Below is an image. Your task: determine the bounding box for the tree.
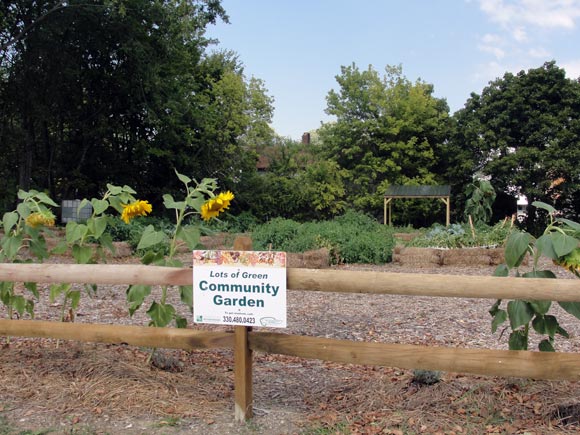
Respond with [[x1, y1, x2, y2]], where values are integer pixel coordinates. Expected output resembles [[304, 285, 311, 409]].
[[318, 64, 450, 222], [0, 0, 253, 212], [453, 61, 580, 231], [234, 136, 347, 222]]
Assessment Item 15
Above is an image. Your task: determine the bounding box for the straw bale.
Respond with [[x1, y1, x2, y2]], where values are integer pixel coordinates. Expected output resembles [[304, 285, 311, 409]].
[[488, 249, 529, 266], [393, 246, 443, 266], [397, 254, 442, 266], [401, 247, 442, 256], [443, 249, 490, 260], [393, 245, 405, 255], [288, 248, 330, 269], [199, 233, 230, 249], [442, 254, 492, 266], [489, 249, 505, 265], [463, 247, 496, 257]]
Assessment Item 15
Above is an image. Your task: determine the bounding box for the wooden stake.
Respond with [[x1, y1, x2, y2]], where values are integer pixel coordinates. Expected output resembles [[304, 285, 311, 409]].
[[468, 214, 476, 238], [233, 236, 253, 422], [234, 325, 252, 421]]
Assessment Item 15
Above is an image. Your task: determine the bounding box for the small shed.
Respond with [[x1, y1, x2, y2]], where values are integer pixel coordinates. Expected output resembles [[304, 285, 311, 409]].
[[384, 185, 451, 226]]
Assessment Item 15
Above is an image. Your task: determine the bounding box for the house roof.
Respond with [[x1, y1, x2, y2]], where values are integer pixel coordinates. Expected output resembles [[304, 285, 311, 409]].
[[384, 185, 451, 198]]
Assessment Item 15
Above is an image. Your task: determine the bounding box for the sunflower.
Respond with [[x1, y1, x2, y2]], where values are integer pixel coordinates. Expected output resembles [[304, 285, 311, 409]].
[[218, 191, 234, 209], [200, 191, 235, 221], [25, 211, 56, 228], [554, 247, 580, 278], [121, 200, 152, 224]]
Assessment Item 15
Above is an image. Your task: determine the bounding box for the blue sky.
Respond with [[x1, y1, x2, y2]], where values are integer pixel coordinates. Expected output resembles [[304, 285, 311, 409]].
[[207, 0, 580, 140]]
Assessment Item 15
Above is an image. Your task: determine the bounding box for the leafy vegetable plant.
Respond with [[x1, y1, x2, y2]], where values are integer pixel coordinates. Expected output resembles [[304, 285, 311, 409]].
[[490, 201, 580, 351]]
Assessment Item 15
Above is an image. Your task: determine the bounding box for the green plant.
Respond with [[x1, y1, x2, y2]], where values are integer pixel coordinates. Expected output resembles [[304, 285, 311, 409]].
[[125, 170, 232, 328], [464, 178, 496, 225], [490, 201, 580, 351], [49, 184, 141, 321], [0, 189, 58, 319], [0, 172, 232, 329], [220, 211, 259, 233], [251, 217, 301, 250], [407, 221, 514, 249], [252, 211, 394, 264]]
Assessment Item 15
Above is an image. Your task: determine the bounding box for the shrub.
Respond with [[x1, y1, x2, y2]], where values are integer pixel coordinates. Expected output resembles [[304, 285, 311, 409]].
[[204, 211, 260, 234], [251, 218, 302, 250], [106, 215, 173, 251], [252, 210, 394, 264]]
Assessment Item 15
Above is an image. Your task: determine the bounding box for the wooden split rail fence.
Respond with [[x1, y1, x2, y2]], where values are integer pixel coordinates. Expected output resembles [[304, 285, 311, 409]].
[[1, 263, 580, 421]]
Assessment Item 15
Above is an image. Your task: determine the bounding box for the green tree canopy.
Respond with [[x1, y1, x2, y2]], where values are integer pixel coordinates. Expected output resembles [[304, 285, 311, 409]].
[[318, 63, 450, 223], [0, 1, 275, 214], [452, 61, 580, 229]]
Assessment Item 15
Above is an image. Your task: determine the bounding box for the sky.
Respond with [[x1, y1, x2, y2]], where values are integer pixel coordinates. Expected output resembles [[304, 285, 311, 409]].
[[206, 0, 580, 140]]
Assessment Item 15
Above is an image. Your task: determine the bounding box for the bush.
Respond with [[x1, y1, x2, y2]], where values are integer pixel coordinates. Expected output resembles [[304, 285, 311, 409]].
[[204, 211, 260, 234], [251, 218, 302, 250], [252, 210, 394, 264], [106, 215, 173, 251], [106, 218, 144, 248]]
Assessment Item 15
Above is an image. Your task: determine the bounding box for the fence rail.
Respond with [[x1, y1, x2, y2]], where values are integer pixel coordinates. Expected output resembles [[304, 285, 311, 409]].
[[2, 263, 580, 300], [1, 262, 580, 421]]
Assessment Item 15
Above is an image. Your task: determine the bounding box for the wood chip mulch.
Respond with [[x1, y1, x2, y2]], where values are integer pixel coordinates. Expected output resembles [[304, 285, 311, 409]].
[[1, 256, 579, 434]]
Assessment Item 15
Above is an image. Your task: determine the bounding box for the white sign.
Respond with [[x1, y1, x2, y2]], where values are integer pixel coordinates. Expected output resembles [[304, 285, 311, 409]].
[[193, 250, 287, 328]]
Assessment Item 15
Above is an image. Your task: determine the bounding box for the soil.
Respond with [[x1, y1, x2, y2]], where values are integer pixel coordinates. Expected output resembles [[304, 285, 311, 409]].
[[1, 255, 580, 435]]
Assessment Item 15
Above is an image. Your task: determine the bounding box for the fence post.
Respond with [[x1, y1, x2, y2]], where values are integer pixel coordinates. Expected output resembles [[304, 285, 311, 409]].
[[233, 236, 253, 422]]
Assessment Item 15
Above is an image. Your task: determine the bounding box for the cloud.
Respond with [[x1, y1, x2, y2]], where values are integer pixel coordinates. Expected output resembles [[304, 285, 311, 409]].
[[478, 33, 506, 59], [481, 33, 503, 44], [478, 44, 506, 59], [479, 0, 516, 26], [512, 26, 528, 41], [475, 1, 578, 75], [479, 0, 580, 29], [472, 61, 509, 83], [562, 59, 580, 78], [528, 47, 551, 58]]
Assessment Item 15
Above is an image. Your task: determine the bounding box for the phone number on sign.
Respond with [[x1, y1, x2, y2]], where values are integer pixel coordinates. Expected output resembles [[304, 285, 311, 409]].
[[223, 315, 256, 325]]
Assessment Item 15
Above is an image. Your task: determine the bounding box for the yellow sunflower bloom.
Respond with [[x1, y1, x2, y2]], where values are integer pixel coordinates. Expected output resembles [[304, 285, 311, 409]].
[[219, 191, 234, 208], [200, 191, 234, 221], [25, 211, 56, 228], [121, 200, 153, 224]]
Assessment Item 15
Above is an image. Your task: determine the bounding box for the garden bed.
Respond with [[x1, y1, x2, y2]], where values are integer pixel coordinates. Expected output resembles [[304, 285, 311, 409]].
[[393, 245, 529, 267]]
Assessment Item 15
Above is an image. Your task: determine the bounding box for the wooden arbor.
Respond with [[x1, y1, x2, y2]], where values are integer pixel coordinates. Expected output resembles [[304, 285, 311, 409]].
[[383, 185, 451, 226]]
